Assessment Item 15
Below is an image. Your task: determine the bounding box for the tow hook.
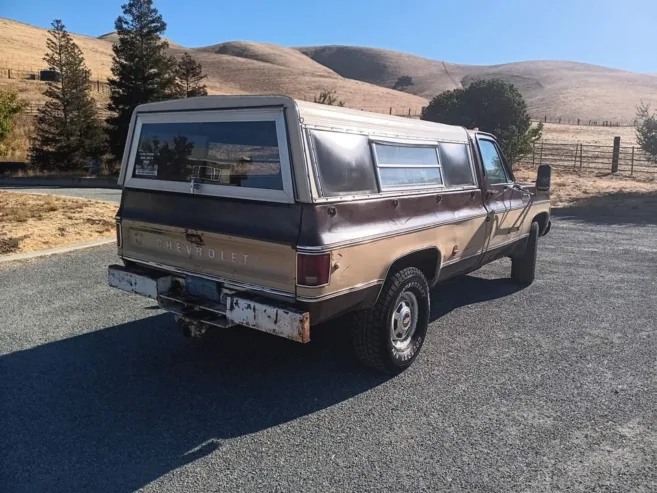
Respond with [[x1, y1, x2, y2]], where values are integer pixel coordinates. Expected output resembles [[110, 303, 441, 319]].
[[176, 316, 207, 338]]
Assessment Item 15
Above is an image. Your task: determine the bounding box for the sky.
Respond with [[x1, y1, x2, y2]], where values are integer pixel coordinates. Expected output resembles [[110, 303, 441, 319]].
[[2, 0, 656, 73]]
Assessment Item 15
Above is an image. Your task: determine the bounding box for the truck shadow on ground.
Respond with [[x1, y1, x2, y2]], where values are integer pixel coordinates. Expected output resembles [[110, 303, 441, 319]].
[[1, 273, 520, 493], [552, 191, 657, 226]]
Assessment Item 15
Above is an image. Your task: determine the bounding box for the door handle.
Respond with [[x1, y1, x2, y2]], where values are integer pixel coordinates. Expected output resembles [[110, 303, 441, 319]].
[[485, 190, 495, 199]]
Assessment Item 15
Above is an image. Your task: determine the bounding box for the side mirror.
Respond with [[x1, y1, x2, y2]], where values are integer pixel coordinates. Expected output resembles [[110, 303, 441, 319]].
[[536, 164, 551, 192]]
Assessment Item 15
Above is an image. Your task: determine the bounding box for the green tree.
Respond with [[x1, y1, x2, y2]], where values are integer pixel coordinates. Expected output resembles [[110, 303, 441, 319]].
[[393, 75, 413, 91], [29, 20, 106, 171], [176, 52, 208, 98], [106, 0, 178, 161], [421, 79, 542, 166], [635, 102, 657, 163], [0, 90, 26, 156], [313, 90, 345, 107]]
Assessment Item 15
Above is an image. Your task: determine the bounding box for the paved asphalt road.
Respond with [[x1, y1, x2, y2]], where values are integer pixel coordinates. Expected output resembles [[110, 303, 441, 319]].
[[0, 187, 122, 202], [1, 214, 656, 492]]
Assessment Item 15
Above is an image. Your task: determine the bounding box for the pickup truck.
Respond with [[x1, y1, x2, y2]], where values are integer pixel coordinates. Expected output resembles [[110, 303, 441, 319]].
[[108, 95, 551, 374]]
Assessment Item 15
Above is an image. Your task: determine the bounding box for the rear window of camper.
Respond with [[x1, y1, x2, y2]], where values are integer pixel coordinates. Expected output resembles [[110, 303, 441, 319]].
[[132, 121, 284, 190]]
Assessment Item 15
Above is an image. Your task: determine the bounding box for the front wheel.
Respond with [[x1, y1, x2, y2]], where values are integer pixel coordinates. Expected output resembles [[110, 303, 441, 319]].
[[351, 267, 430, 374]]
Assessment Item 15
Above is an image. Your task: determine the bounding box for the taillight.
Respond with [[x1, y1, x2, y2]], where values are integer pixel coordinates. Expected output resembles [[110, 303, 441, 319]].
[[297, 252, 331, 287], [116, 221, 122, 248]]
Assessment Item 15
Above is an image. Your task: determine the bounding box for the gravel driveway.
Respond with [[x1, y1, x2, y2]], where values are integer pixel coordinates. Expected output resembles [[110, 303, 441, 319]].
[[1, 215, 655, 492]]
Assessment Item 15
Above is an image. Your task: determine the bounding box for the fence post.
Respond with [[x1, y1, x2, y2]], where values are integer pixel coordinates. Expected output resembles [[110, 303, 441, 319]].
[[539, 139, 543, 164], [574, 143, 578, 167], [631, 146, 635, 175], [577, 118, 580, 125], [389, 107, 392, 115], [611, 136, 621, 173], [532, 142, 536, 168], [579, 143, 583, 170]]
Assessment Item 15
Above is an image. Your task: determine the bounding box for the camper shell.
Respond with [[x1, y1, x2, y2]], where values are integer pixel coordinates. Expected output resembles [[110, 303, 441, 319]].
[[108, 95, 551, 373]]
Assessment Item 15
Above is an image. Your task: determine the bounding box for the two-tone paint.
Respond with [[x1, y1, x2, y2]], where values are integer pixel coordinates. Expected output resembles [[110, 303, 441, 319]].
[[113, 95, 551, 331]]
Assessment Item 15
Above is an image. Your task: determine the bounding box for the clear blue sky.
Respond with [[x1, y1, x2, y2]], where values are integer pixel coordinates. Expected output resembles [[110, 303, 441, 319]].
[[2, 0, 656, 73]]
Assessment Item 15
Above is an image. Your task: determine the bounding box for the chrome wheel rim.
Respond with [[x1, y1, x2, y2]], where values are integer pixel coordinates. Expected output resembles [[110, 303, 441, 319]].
[[390, 291, 419, 351]]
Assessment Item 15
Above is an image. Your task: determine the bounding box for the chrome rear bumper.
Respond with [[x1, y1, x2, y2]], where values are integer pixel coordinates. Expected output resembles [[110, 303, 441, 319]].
[[107, 265, 310, 343]]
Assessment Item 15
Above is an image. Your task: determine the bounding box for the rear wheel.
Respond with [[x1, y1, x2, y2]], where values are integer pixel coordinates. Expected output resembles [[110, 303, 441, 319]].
[[351, 267, 430, 374], [511, 222, 539, 286]]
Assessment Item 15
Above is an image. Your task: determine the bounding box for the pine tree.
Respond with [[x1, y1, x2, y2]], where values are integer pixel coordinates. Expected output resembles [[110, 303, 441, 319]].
[[29, 20, 106, 171], [106, 0, 178, 161], [175, 53, 208, 98]]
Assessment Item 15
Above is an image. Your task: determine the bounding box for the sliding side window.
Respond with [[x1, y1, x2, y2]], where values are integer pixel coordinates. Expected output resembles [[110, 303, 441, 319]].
[[372, 143, 443, 190]]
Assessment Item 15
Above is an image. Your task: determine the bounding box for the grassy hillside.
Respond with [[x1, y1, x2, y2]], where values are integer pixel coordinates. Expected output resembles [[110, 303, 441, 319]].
[[298, 45, 657, 123], [1, 16, 653, 145], [0, 18, 427, 113]]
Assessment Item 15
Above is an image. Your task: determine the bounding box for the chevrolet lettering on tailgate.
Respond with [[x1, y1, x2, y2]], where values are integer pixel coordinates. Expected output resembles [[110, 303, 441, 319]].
[[155, 238, 249, 264]]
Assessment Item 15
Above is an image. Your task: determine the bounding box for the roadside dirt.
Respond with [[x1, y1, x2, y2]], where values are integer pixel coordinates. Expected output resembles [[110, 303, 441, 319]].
[[0, 191, 117, 255]]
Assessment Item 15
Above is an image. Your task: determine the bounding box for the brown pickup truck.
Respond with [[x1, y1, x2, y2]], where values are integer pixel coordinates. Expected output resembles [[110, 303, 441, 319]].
[[108, 95, 551, 373]]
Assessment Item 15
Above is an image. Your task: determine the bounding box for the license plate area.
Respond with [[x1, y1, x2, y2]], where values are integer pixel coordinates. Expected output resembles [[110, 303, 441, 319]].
[[185, 275, 220, 302]]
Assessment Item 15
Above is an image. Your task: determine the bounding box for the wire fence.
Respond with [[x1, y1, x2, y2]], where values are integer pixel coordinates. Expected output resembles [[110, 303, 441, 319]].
[[518, 140, 657, 175], [0, 66, 112, 93], [530, 116, 634, 127], [21, 102, 112, 118]]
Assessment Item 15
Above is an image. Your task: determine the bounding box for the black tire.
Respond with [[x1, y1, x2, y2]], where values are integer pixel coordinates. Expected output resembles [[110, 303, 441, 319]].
[[351, 267, 430, 374], [511, 222, 539, 286]]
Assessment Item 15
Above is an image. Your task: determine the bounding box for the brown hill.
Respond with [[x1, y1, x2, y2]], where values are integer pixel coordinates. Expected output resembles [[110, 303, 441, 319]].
[[197, 41, 336, 76], [0, 18, 427, 114], [98, 31, 182, 48], [298, 45, 657, 122], [3, 17, 656, 122]]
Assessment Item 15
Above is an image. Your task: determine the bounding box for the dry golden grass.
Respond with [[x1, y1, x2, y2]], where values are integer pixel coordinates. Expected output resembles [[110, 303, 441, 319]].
[[515, 166, 657, 208], [0, 115, 33, 162], [0, 18, 114, 77], [0, 18, 427, 112], [5, 16, 655, 122], [539, 123, 637, 145], [300, 47, 657, 122], [0, 191, 117, 255]]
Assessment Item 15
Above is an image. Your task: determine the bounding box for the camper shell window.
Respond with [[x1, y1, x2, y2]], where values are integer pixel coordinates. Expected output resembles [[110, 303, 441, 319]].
[[132, 121, 283, 190], [124, 108, 295, 203], [372, 142, 443, 190], [309, 130, 378, 197], [438, 143, 476, 187]]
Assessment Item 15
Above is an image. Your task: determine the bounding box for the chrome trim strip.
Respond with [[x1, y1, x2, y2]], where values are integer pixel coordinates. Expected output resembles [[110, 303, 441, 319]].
[[297, 211, 489, 252], [297, 280, 383, 302], [121, 256, 295, 299]]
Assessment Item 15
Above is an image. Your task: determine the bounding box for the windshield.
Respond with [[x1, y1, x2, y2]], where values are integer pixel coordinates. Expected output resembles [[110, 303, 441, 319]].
[[132, 120, 283, 190]]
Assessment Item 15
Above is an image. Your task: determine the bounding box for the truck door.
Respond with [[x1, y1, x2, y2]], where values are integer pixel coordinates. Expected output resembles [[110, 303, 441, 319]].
[[476, 136, 524, 263]]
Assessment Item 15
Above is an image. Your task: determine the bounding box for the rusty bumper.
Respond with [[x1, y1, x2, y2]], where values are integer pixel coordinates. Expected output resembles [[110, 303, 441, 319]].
[[226, 296, 310, 343], [107, 265, 310, 343]]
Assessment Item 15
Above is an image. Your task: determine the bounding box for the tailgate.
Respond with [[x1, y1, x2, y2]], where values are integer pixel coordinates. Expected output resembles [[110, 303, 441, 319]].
[[118, 190, 302, 294]]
